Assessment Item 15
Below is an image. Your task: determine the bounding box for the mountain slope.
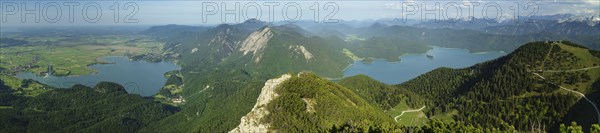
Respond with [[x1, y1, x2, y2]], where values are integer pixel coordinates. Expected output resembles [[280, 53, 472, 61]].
[[0, 81, 176, 132], [345, 36, 430, 62], [139, 20, 600, 132], [398, 41, 600, 132], [141, 22, 354, 132], [153, 22, 353, 78], [361, 24, 599, 52], [228, 26, 352, 78], [140, 69, 264, 132], [338, 74, 425, 110], [230, 74, 292, 132], [231, 73, 402, 132]]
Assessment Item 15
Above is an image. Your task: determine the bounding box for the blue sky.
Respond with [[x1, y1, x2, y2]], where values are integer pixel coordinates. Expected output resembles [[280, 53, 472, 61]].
[[1, 0, 599, 26]]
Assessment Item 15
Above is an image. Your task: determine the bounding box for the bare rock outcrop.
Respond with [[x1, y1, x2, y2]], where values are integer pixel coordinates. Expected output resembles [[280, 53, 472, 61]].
[[229, 74, 291, 133], [239, 27, 273, 63]]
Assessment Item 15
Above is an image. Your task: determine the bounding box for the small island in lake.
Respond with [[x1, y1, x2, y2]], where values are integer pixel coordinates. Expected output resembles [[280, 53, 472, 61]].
[[426, 55, 434, 59]]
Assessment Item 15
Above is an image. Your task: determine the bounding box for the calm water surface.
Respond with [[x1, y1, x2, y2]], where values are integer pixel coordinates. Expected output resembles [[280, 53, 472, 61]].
[[17, 56, 180, 96], [343, 46, 506, 84]]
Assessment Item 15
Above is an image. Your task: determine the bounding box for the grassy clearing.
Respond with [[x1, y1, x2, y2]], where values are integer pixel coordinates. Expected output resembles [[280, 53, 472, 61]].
[[559, 44, 600, 67], [342, 48, 363, 61], [153, 94, 180, 107], [558, 44, 600, 93], [344, 34, 366, 42], [0, 75, 49, 96], [385, 102, 429, 127], [538, 43, 600, 93]]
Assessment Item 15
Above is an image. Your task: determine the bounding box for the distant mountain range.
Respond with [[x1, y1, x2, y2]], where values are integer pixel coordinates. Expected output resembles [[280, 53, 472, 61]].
[[141, 14, 599, 67], [142, 19, 442, 78]]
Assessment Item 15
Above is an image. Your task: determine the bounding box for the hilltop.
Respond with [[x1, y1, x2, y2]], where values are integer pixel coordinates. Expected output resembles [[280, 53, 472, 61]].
[[399, 41, 600, 132], [226, 41, 600, 132], [230, 73, 401, 132]]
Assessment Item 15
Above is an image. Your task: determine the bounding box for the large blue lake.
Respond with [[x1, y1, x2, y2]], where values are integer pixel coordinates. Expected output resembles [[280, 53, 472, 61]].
[[343, 46, 506, 84], [17, 56, 180, 96]]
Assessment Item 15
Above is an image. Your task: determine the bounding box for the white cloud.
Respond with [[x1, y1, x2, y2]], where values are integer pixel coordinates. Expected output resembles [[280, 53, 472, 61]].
[[582, 0, 600, 6]]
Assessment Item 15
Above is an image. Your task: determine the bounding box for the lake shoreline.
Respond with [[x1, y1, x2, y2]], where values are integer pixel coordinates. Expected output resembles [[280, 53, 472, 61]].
[[342, 46, 506, 84], [15, 56, 181, 96]]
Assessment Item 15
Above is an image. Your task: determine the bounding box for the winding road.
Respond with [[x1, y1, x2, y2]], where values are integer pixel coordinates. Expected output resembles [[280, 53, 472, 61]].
[[532, 43, 600, 123], [532, 72, 600, 124], [394, 106, 426, 122]]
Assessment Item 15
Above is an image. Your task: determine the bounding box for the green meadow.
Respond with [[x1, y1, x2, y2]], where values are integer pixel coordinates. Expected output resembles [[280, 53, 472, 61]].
[[385, 102, 429, 127], [0, 35, 164, 76]]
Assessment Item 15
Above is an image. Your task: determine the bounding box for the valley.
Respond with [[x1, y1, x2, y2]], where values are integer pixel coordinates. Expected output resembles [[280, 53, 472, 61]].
[[0, 34, 167, 77], [1, 9, 599, 133]]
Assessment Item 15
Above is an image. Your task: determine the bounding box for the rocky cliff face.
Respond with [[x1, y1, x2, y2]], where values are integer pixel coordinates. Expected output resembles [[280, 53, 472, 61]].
[[209, 27, 241, 61], [289, 45, 314, 61], [229, 74, 291, 133], [239, 27, 274, 63]]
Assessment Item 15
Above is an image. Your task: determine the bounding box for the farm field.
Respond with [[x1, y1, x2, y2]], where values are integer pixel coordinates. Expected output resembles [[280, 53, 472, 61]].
[[0, 35, 165, 76]]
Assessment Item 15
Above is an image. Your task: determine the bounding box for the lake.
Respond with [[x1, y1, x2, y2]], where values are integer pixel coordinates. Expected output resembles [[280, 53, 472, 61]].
[[17, 56, 180, 96], [343, 46, 506, 85]]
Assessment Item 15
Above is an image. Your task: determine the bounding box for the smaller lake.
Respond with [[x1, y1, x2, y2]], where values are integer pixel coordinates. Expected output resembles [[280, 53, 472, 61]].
[[17, 56, 180, 96], [343, 46, 506, 85]]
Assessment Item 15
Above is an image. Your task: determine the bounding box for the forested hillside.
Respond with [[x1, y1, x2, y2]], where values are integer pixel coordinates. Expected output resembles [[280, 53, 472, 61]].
[[2, 1, 600, 132], [140, 19, 600, 132], [399, 41, 600, 132], [338, 74, 425, 110], [345, 37, 430, 62], [2, 41, 599, 132], [262, 73, 401, 132], [0, 81, 176, 132]]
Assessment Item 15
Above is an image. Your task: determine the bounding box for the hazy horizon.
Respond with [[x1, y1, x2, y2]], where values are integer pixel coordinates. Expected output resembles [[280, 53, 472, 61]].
[[1, 0, 599, 27]]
